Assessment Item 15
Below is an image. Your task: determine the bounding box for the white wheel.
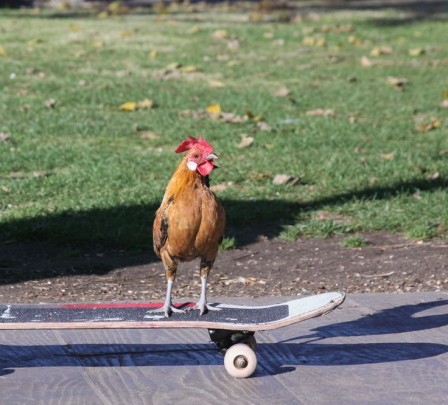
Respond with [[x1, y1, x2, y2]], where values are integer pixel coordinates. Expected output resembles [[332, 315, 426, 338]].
[[224, 343, 257, 378]]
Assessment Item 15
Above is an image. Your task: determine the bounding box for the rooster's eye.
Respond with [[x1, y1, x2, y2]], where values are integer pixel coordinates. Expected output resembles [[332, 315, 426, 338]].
[[192, 153, 200, 159]]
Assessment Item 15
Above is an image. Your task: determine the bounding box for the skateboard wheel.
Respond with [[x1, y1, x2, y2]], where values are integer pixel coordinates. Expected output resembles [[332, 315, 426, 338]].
[[224, 343, 257, 378]]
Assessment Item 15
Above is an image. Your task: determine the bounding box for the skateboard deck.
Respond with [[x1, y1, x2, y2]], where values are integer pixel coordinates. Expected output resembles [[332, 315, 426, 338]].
[[0, 292, 345, 331], [0, 292, 345, 378]]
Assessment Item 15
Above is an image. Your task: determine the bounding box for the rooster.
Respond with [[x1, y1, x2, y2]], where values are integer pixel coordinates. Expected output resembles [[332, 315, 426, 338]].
[[152, 135, 226, 317]]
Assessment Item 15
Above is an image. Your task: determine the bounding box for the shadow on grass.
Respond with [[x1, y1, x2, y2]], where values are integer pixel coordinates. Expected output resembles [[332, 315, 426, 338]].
[[1, 176, 446, 247], [0, 176, 446, 283]]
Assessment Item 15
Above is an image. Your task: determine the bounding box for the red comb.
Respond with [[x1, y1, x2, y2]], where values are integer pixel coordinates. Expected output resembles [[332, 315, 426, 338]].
[[175, 135, 213, 155]]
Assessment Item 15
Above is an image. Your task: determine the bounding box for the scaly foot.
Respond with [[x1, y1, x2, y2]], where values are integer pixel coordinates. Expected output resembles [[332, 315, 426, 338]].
[[147, 304, 186, 318], [189, 302, 221, 315]]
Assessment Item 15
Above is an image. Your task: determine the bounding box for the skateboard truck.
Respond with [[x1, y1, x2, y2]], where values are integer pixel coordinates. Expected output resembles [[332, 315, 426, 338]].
[[208, 329, 256, 353]]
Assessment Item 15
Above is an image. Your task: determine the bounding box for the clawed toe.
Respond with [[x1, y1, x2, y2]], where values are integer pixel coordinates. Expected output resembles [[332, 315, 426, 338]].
[[188, 303, 222, 315], [147, 305, 186, 318]]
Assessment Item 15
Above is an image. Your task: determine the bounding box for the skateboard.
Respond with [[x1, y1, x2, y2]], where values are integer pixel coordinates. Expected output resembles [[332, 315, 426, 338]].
[[0, 291, 345, 378]]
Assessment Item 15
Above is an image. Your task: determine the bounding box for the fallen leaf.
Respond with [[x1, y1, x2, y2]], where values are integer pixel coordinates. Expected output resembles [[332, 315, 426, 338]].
[[180, 65, 198, 73], [46, 98, 56, 109], [149, 49, 158, 59], [409, 48, 425, 56], [273, 38, 286, 47], [306, 108, 335, 117], [139, 131, 158, 140], [245, 111, 263, 122], [227, 39, 239, 51], [380, 152, 395, 160], [302, 36, 326, 47], [427, 172, 440, 181], [273, 174, 301, 186], [387, 76, 408, 90], [120, 99, 154, 112], [249, 172, 272, 181], [348, 36, 363, 46], [137, 99, 154, 109], [417, 118, 441, 132], [220, 112, 246, 124], [0, 46, 7, 56], [165, 62, 182, 71], [206, 103, 222, 119], [441, 100, 448, 108], [212, 30, 228, 40], [178, 109, 204, 120], [237, 134, 254, 149], [5, 171, 51, 179], [370, 46, 392, 57], [360, 56, 373, 67], [1, 186, 9, 193], [119, 101, 137, 112], [302, 36, 317, 46], [257, 122, 271, 131], [208, 80, 225, 88], [0, 133, 11, 142], [92, 40, 104, 48], [274, 86, 290, 97]]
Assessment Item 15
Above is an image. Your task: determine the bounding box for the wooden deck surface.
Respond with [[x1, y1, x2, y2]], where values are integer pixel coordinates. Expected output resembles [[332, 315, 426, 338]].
[[1, 292, 447, 404]]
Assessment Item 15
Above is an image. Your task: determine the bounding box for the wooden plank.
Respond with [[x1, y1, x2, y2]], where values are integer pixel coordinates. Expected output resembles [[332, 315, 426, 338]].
[[1, 294, 446, 404], [0, 330, 109, 404], [52, 328, 303, 405], [255, 295, 448, 404]]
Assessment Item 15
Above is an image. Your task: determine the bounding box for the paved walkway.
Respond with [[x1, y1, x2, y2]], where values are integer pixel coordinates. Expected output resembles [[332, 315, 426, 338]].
[[1, 292, 447, 404]]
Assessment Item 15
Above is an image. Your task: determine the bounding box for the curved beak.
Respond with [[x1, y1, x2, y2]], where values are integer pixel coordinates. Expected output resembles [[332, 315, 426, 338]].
[[206, 153, 218, 160]]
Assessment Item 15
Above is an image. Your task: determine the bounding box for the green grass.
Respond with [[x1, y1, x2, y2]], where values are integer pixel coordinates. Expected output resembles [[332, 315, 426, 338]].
[[0, 4, 447, 249], [342, 235, 369, 248]]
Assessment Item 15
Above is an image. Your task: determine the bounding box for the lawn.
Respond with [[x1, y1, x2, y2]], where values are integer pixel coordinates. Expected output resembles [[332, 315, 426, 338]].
[[0, 2, 447, 250]]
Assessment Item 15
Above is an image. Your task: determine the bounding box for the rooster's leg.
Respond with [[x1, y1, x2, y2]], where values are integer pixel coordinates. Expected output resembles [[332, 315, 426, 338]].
[[192, 260, 221, 315], [148, 255, 185, 317]]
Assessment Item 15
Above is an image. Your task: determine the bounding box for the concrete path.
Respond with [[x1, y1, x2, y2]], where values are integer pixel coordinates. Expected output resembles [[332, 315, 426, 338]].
[[1, 292, 447, 404]]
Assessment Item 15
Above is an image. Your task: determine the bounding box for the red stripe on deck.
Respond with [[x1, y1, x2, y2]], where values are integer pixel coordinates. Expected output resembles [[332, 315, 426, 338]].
[[62, 302, 195, 309]]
